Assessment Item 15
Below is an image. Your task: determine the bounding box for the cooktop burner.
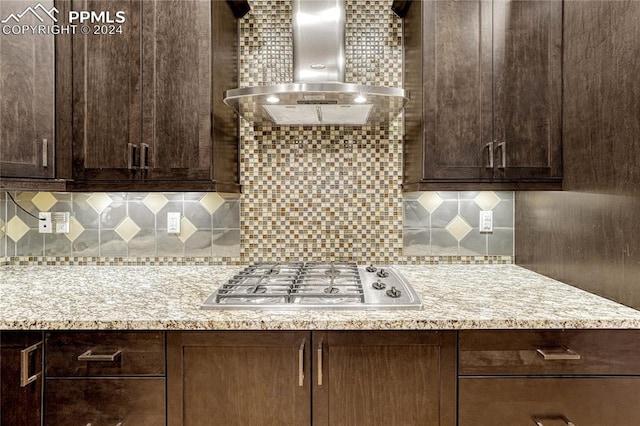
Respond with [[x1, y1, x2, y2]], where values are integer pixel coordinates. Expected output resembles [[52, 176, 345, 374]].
[[201, 262, 422, 310]]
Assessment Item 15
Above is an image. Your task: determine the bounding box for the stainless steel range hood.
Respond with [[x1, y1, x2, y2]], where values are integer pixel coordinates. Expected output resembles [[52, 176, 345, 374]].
[[223, 0, 409, 126]]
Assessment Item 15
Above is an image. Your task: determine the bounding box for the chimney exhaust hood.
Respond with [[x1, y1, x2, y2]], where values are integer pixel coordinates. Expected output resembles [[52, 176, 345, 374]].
[[223, 0, 409, 127]]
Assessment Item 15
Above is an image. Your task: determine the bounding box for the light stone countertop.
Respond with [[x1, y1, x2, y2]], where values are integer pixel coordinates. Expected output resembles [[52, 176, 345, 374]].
[[1, 264, 640, 330]]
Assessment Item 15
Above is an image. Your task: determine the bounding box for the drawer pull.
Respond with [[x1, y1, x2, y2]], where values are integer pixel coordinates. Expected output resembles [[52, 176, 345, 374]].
[[532, 415, 575, 426], [298, 339, 305, 387], [317, 337, 324, 386], [86, 424, 122, 426], [536, 347, 581, 361], [20, 342, 42, 387], [77, 349, 122, 362]]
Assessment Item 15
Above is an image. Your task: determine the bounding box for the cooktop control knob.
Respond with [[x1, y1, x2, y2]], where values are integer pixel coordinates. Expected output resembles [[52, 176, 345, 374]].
[[377, 269, 390, 278], [372, 280, 386, 290], [366, 265, 377, 273], [386, 286, 401, 298]]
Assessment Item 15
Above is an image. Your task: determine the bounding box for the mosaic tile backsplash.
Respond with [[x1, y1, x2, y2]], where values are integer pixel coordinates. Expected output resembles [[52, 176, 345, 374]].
[[0, 192, 240, 260]]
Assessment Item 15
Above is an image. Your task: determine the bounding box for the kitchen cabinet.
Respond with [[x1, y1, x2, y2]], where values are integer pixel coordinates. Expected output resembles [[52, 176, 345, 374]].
[[168, 331, 455, 426], [0, 332, 43, 426], [313, 331, 456, 426], [0, 1, 55, 181], [62, 0, 244, 192], [401, 0, 562, 191], [458, 329, 640, 425], [44, 331, 166, 425]]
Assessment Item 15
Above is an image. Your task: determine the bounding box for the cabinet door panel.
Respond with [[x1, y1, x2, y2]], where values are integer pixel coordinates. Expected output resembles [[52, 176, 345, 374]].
[[422, 0, 493, 180], [141, 0, 212, 181], [45, 378, 165, 426], [459, 377, 640, 426], [313, 331, 456, 426], [71, 0, 140, 181], [0, 1, 54, 178], [493, 0, 562, 178], [168, 331, 311, 426]]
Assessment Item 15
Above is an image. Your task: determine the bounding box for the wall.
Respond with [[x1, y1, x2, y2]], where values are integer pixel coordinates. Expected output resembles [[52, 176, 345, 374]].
[[516, 1, 640, 308], [0, 1, 515, 264]]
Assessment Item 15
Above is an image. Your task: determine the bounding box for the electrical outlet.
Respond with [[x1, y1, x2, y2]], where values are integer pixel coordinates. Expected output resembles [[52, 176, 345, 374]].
[[167, 212, 181, 233], [479, 210, 493, 233], [38, 212, 53, 233], [53, 212, 71, 234]]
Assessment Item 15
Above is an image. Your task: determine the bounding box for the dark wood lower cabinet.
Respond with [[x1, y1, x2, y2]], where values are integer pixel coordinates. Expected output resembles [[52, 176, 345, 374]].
[[167, 331, 456, 426], [313, 331, 456, 426], [167, 331, 311, 426], [0, 332, 43, 426], [45, 378, 165, 425], [459, 377, 640, 425]]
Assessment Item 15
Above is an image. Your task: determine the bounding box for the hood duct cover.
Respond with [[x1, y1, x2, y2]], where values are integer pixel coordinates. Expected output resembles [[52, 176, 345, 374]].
[[223, 0, 409, 126]]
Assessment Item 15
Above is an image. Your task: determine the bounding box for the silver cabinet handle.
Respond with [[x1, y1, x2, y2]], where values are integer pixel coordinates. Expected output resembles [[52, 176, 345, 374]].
[[536, 347, 581, 361], [496, 141, 506, 169], [127, 143, 138, 169], [532, 415, 576, 426], [484, 141, 494, 169], [140, 143, 149, 170], [42, 139, 48, 168], [298, 339, 305, 387], [86, 423, 122, 426], [317, 337, 324, 386], [77, 349, 122, 362], [20, 342, 42, 387]]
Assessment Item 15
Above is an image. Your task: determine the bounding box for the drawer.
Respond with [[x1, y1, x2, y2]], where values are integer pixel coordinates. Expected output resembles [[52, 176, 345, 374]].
[[459, 377, 640, 426], [46, 332, 165, 377], [459, 330, 640, 375], [45, 378, 165, 426]]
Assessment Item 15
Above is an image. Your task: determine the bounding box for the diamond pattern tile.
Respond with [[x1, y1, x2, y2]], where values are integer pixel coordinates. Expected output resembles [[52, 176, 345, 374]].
[[178, 217, 197, 243], [417, 192, 444, 214], [474, 191, 501, 211], [143, 193, 169, 215], [445, 215, 473, 242], [87, 193, 113, 214], [31, 192, 58, 211], [199, 193, 224, 214], [64, 217, 85, 242], [6, 216, 30, 242], [114, 217, 141, 243], [0, 218, 5, 240]]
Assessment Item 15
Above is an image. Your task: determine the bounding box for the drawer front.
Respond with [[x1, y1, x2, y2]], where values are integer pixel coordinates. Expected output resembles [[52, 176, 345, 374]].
[[45, 378, 165, 426], [459, 330, 640, 375], [459, 377, 640, 426], [46, 332, 165, 377]]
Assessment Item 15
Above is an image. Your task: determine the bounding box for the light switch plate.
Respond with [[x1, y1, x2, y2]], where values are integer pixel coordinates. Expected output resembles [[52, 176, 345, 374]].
[[167, 212, 181, 233], [479, 210, 493, 233], [53, 212, 70, 234]]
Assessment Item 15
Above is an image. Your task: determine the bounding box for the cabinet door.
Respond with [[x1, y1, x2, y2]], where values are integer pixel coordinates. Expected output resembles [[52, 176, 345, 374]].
[[313, 331, 456, 426], [0, 1, 55, 179], [492, 0, 562, 179], [167, 331, 311, 426], [421, 0, 494, 181], [140, 0, 212, 182], [71, 0, 141, 182], [0, 332, 43, 426], [459, 377, 640, 425]]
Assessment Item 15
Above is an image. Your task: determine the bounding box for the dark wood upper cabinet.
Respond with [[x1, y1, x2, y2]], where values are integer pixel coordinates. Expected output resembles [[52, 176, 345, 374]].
[[0, 1, 55, 180], [64, 0, 243, 192], [401, 0, 562, 191]]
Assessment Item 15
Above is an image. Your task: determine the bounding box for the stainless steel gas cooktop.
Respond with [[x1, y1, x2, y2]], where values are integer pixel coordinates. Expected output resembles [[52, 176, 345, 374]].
[[202, 262, 422, 310]]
